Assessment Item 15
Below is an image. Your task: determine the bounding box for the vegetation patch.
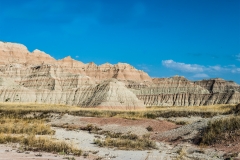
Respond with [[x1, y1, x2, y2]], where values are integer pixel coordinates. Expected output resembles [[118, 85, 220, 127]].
[[94, 132, 157, 150], [0, 134, 81, 156], [0, 113, 81, 156], [198, 116, 240, 145], [52, 123, 102, 133], [0, 103, 237, 120], [171, 120, 188, 125], [0, 118, 54, 135]]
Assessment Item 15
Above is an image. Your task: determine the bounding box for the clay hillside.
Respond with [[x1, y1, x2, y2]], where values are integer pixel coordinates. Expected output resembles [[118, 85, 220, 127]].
[[0, 41, 239, 109]]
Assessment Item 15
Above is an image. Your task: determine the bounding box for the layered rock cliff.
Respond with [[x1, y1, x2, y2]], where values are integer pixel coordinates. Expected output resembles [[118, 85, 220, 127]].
[[194, 78, 240, 93], [0, 64, 144, 109], [133, 76, 240, 106], [0, 41, 239, 108]]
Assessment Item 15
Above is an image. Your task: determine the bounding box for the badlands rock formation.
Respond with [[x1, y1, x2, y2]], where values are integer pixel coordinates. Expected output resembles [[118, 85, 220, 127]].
[[194, 78, 240, 93], [0, 41, 148, 109], [135, 76, 240, 106], [0, 41, 239, 108]]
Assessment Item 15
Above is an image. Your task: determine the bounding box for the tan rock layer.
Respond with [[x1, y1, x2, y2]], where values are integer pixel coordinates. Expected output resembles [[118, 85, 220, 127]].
[[194, 78, 240, 93], [137, 92, 239, 106], [0, 79, 144, 109], [0, 41, 152, 82], [0, 41, 240, 107]]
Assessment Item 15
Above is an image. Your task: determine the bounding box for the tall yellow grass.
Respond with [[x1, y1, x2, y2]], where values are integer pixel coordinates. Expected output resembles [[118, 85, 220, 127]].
[[0, 102, 236, 119], [0, 107, 82, 156], [0, 134, 81, 155], [0, 102, 235, 112], [0, 118, 54, 135]]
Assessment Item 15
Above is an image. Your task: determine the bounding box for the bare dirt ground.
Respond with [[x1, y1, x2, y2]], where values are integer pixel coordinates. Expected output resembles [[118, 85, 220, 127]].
[[79, 116, 179, 135], [0, 113, 239, 160]]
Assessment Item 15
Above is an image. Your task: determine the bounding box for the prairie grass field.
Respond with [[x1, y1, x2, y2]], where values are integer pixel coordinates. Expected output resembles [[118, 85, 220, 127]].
[[0, 102, 237, 119]]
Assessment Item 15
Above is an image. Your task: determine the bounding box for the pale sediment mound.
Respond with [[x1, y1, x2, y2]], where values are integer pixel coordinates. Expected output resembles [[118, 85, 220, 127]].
[[82, 79, 145, 109]]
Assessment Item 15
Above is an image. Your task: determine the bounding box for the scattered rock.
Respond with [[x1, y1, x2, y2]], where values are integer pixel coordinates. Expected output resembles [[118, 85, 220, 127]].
[[35, 152, 42, 157]]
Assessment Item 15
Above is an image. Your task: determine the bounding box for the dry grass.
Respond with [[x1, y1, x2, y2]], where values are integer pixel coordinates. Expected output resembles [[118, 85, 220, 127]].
[[94, 132, 157, 150], [147, 104, 236, 113], [52, 123, 102, 133], [0, 134, 81, 156], [0, 103, 236, 120], [0, 109, 82, 156], [71, 104, 236, 119], [0, 102, 80, 112], [199, 115, 240, 145], [176, 147, 187, 160], [0, 118, 54, 135]]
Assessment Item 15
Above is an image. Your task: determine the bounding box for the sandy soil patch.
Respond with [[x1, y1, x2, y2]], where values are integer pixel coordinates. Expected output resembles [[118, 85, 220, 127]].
[[0, 144, 86, 160]]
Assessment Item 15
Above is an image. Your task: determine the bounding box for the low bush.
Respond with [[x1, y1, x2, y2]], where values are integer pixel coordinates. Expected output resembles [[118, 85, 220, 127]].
[[94, 132, 157, 150], [199, 116, 240, 145]]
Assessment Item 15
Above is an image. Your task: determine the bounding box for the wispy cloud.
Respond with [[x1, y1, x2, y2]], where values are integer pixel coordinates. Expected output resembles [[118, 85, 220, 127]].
[[162, 60, 204, 73], [236, 53, 240, 61], [162, 59, 240, 74]]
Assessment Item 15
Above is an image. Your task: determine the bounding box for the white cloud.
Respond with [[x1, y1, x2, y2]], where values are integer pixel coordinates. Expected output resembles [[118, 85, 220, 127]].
[[208, 65, 240, 73], [162, 59, 240, 74], [75, 55, 79, 58], [162, 60, 204, 73], [231, 67, 240, 73]]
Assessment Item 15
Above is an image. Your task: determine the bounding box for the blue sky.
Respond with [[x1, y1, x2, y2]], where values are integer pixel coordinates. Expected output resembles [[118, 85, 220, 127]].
[[0, 0, 240, 83]]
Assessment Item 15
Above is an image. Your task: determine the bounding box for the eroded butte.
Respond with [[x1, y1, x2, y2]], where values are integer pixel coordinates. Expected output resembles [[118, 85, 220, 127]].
[[0, 41, 239, 109]]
